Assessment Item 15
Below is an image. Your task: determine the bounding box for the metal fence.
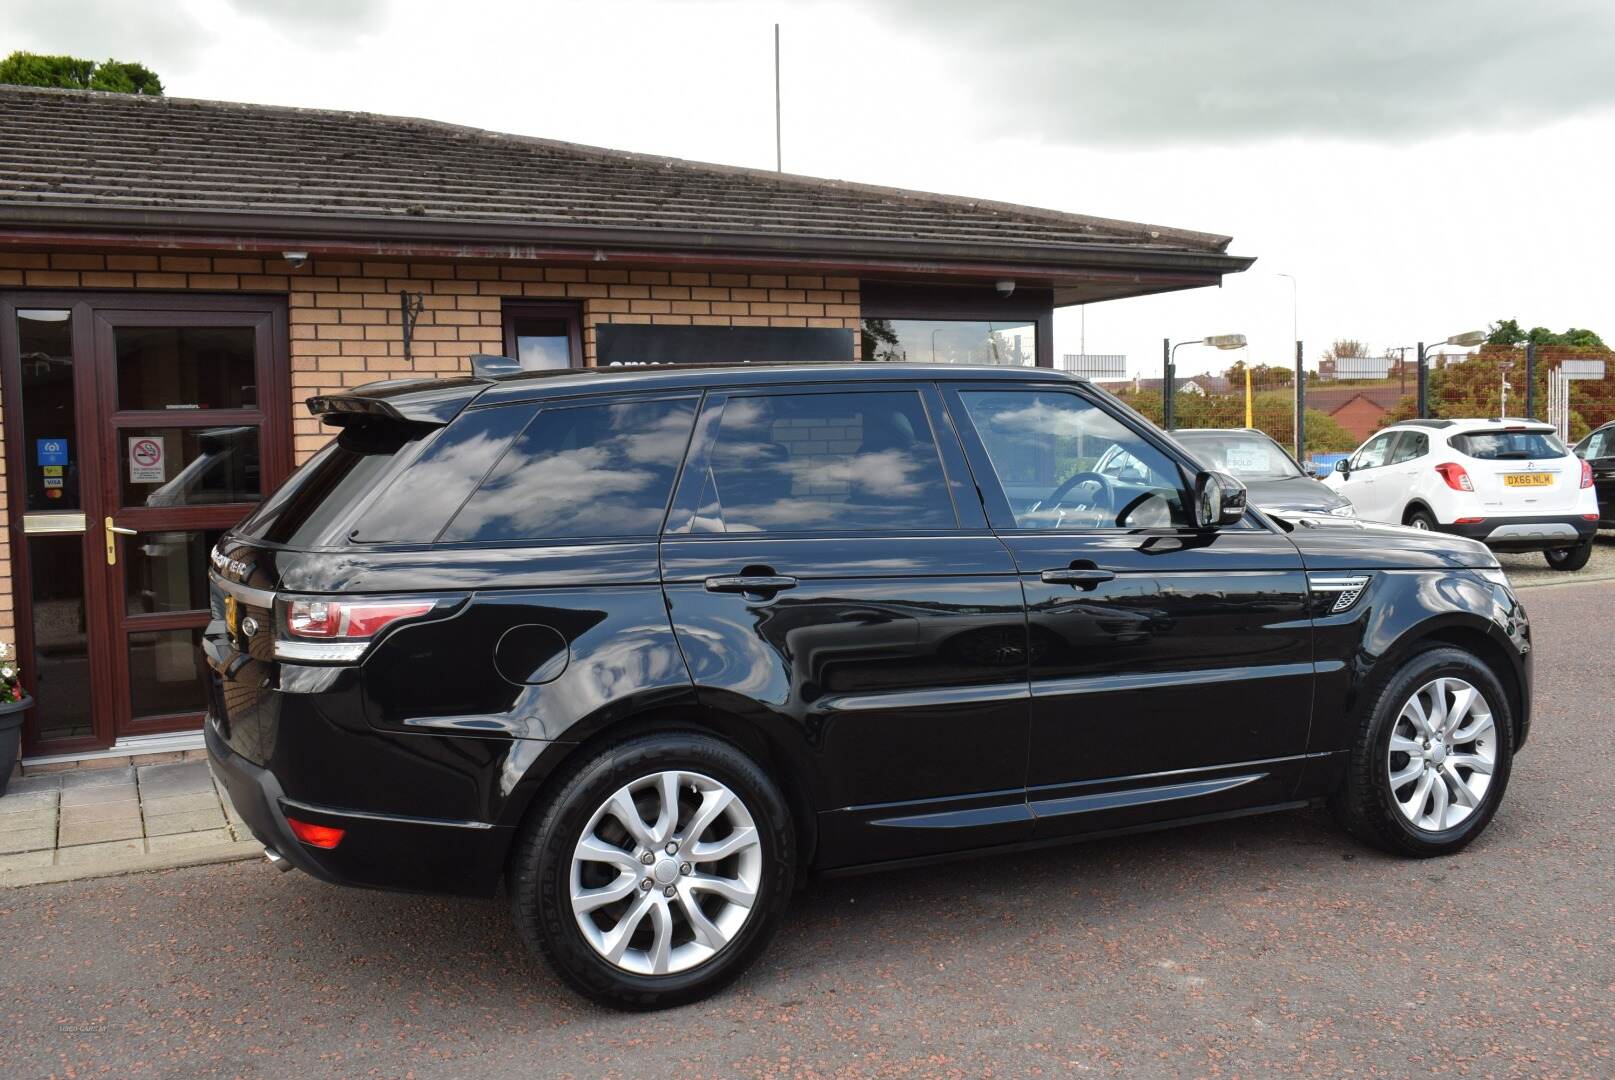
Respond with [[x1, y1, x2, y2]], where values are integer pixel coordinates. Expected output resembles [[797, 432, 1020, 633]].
[[1102, 342, 1615, 466]]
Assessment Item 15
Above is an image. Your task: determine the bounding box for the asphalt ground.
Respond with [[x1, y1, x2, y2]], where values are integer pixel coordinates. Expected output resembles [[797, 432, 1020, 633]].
[[1, 582, 1611, 1079]]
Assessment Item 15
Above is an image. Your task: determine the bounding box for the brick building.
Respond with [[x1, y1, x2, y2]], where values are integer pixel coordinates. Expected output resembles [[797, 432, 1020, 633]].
[[0, 86, 1252, 764]]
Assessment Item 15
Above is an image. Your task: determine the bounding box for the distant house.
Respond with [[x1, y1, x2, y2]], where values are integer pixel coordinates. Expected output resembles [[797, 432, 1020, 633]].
[[1307, 385, 1412, 440]]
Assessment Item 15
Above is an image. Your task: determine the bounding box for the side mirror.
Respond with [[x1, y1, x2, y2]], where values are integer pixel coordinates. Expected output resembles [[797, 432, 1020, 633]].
[[1193, 470, 1248, 528], [1335, 458, 1352, 479]]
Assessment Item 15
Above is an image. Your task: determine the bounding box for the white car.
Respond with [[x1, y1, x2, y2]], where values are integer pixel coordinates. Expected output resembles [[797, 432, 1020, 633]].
[[1325, 418, 1600, 570]]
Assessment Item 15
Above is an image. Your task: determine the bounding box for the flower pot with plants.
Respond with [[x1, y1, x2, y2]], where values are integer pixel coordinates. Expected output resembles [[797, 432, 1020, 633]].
[[0, 642, 31, 798]]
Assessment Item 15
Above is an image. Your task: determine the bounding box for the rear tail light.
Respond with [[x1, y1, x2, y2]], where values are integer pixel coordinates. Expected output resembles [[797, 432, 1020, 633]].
[[286, 816, 345, 849], [1435, 462, 1475, 491], [276, 597, 441, 663], [1582, 460, 1594, 488], [1454, 516, 1486, 524]]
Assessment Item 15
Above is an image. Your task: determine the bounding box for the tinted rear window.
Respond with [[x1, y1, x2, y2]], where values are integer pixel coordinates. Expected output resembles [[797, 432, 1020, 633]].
[[441, 396, 697, 543], [1450, 430, 1565, 460], [351, 404, 536, 544], [233, 420, 431, 547]]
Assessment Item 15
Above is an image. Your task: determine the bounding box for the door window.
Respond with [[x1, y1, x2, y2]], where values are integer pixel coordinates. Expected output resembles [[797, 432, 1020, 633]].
[[115, 325, 257, 410], [690, 390, 956, 534], [443, 397, 696, 542], [1352, 431, 1397, 470], [17, 309, 80, 511], [1390, 432, 1427, 464], [959, 390, 1189, 530], [1584, 429, 1613, 459]]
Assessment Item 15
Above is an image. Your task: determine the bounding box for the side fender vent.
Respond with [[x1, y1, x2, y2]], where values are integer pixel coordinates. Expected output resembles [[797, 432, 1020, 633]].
[[1308, 573, 1372, 615]]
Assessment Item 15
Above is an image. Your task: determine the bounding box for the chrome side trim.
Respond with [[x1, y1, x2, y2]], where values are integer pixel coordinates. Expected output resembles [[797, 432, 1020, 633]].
[[1030, 772, 1263, 819], [1030, 662, 1313, 699], [820, 682, 1030, 713]]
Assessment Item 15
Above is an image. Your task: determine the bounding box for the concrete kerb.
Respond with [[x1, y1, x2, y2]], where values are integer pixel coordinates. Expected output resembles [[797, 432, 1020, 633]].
[[0, 837, 264, 888]]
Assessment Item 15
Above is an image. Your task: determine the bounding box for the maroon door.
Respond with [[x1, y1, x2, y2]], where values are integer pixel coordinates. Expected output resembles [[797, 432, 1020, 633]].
[[1, 292, 290, 755]]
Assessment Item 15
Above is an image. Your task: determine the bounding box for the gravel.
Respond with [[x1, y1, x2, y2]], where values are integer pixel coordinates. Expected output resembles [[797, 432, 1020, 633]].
[[1, 584, 1610, 1079]]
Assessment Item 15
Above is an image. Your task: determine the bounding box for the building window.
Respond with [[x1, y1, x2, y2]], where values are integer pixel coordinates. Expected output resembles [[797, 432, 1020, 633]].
[[502, 302, 583, 370], [861, 318, 1037, 366]]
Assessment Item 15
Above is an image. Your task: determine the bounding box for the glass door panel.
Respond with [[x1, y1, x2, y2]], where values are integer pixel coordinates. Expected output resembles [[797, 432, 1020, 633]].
[[115, 324, 257, 410], [25, 534, 95, 744]]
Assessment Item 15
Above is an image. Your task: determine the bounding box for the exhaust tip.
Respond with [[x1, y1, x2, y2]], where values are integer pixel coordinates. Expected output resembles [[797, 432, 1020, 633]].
[[264, 847, 295, 873]]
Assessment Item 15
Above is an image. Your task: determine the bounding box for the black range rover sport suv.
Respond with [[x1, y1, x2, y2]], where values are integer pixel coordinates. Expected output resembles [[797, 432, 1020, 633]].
[[205, 362, 1531, 1008]]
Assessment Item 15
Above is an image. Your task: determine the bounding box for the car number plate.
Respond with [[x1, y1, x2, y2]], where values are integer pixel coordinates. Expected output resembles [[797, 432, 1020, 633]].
[[1503, 473, 1553, 487]]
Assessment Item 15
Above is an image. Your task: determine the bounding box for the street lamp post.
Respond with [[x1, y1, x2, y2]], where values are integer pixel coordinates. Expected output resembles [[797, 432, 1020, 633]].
[[1416, 330, 1485, 417], [1165, 334, 1247, 430]]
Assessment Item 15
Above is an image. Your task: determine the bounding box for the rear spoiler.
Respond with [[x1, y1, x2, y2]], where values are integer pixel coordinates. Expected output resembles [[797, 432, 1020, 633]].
[[307, 373, 497, 426]]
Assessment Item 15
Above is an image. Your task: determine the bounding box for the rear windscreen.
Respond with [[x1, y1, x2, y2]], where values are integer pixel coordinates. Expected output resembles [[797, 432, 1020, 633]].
[[1449, 430, 1565, 460], [233, 420, 433, 547]]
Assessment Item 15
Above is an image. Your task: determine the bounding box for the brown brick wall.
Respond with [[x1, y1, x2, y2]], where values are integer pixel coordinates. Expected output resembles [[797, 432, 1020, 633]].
[[0, 250, 862, 641]]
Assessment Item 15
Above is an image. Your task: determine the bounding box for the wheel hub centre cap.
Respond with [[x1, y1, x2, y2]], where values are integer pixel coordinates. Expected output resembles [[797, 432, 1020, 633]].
[[652, 857, 681, 886], [1427, 743, 1447, 765]]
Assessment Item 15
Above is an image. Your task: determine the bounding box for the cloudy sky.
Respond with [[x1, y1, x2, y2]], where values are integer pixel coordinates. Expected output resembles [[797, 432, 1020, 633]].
[[8, 0, 1615, 375]]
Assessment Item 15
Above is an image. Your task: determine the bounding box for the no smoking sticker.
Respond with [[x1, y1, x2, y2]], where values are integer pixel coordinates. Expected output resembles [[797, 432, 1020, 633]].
[[129, 436, 167, 483]]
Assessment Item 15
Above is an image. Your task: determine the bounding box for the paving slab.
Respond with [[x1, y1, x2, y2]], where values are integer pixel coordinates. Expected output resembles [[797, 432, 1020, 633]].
[[0, 849, 53, 872], [2, 773, 64, 795], [53, 838, 144, 865], [58, 817, 143, 847], [139, 791, 222, 817], [59, 783, 139, 808], [59, 766, 136, 789], [146, 828, 234, 853], [143, 808, 229, 836], [0, 827, 55, 854], [58, 799, 141, 824], [136, 762, 215, 794], [0, 788, 60, 814], [0, 809, 57, 834]]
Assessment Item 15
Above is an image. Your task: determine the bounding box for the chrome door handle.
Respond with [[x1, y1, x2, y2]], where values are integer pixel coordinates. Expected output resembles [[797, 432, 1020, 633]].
[[704, 574, 798, 595], [1040, 568, 1116, 590]]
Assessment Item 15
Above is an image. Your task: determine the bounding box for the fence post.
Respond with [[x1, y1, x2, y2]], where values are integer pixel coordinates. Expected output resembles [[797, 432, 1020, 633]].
[[1294, 339, 1305, 461], [1244, 366, 1253, 428], [1524, 342, 1536, 419], [1416, 341, 1429, 417], [1162, 337, 1173, 430]]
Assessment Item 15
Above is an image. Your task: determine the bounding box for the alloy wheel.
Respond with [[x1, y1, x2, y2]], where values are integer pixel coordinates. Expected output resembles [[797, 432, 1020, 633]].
[[569, 770, 762, 976], [1386, 676, 1497, 832]]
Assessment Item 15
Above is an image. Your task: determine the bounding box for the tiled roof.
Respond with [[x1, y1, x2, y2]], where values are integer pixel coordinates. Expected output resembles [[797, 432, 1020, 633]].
[[0, 86, 1245, 271]]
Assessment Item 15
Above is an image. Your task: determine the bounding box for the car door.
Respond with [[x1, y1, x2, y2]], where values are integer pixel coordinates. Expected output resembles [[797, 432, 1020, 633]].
[[660, 383, 1032, 869], [1576, 427, 1615, 521], [943, 383, 1314, 839], [1335, 430, 1400, 522], [1384, 430, 1428, 520]]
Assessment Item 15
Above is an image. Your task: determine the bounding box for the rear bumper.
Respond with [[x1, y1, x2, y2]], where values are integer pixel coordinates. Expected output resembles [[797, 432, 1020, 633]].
[[1437, 513, 1599, 551], [205, 718, 511, 896]]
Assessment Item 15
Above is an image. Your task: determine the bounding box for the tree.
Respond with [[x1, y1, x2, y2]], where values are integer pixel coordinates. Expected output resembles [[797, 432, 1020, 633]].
[[0, 51, 163, 95], [1321, 339, 1371, 364], [1484, 317, 1603, 349]]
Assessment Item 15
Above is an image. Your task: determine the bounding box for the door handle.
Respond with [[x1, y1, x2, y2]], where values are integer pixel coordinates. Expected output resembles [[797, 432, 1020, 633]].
[[704, 574, 798, 596], [104, 517, 136, 567], [1040, 568, 1116, 589]]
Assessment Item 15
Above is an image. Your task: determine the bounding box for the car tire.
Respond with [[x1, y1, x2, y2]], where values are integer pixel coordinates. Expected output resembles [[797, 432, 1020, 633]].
[[1406, 507, 1438, 531], [509, 730, 795, 1010], [1330, 646, 1513, 857], [1543, 539, 1593, 571]]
